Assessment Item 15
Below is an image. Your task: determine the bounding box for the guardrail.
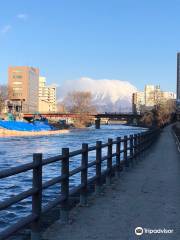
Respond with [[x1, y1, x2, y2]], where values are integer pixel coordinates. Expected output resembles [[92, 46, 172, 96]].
[[0, 129, 160, 240], [172, 124, 180, 152]]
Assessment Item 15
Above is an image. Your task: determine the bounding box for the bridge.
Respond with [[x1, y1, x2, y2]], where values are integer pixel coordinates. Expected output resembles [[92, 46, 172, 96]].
[[95, 113, 142, 127], [23, 112, 142, 126]]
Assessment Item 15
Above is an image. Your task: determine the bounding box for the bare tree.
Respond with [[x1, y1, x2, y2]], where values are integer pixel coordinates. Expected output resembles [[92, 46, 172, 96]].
[[141, 99, 176, 128], [0, 85, 8, 114], [63, 91, 96, 127], [57, 102, 66, 112], [64, 91, 95, 113], [155, 100, 175, 127], [140, 111, 154, 127]]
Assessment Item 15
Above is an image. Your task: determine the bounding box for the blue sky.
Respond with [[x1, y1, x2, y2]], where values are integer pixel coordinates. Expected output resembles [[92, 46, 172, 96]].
[[0, 0, 180, 92]]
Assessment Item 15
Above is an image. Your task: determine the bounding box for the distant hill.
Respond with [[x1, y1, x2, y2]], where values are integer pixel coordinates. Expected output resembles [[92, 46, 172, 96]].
[[57, 77, 137, 112]]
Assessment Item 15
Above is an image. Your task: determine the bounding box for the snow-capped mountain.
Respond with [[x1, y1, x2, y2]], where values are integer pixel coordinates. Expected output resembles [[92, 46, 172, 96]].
[[57, 77, 137, 112]]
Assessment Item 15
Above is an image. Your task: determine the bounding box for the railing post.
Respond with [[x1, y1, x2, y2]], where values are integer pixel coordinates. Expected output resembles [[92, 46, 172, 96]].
[[115, 137, 121, 178], [106, 138, 113, 185], [134, 134, 137, 163], [124, 136, 128, 168], [95, 118, 101, 129], [147, 131, 150, 148], [151, 130, 155, 146], [141, 133, 146, 159], [144, 132, 148, 151], [130, 135, 134, 167], [143, 132, 147, 150], [140, 133, 143, 155], [149, 131, 153, 147], [143, 133, 146, 151], [61, 148, 69, 223], [137, 133, 141, 156], [95, 141, 102, 194], [80, 143, 88, 206], [31, 153, 42, 240], [144, 132, 147, 150], [140, 133, 143, 151]]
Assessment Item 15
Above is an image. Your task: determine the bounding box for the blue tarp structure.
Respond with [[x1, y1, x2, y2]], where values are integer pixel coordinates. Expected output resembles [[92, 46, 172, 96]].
[[0, 121, 54, 132]]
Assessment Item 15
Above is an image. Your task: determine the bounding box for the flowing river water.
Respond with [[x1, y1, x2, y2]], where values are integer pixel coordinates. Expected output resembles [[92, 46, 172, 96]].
[[0, 125, 146, 232]]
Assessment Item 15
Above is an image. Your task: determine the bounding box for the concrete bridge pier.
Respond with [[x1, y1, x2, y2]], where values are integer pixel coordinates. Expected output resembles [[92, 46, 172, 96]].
[[95, 118, 101, 129]]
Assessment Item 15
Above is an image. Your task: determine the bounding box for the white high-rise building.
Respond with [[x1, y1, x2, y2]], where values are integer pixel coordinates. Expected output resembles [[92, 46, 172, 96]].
[[39, 77, 57, 113], [132, 92, 145, 113], [145, 85, 156, 107], [133, 85, 176, 113]]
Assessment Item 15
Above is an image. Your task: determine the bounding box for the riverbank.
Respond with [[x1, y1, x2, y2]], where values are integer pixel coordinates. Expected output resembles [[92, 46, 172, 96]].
[[43, 125, 180, 240], [0, 128, 69, 137], [0, 124, 147, 238]]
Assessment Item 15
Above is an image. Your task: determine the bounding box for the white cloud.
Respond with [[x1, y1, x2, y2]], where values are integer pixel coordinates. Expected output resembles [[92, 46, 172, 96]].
[[17, 14, 28, 20], [1, 25, 12, 34], [0, 13, 28, 36], [58, 77, 138, 112]]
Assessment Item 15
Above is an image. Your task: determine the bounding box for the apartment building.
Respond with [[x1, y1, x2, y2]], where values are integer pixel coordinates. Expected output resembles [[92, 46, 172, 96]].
[[161, 92, 176, 102], [176, 53, 180, 119], [39, 77, 57, 113], [132, 92, 145, 113], [133, 85, 176, 114], [8, 66, 39, 113]]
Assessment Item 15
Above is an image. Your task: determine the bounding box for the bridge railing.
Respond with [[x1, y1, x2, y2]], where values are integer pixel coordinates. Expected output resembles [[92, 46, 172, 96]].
[[0, 129, 160, 240]]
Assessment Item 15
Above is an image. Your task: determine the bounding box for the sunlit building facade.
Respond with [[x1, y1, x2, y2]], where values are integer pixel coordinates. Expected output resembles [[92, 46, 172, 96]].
[[176, 53, 180, 119], [177, 53, 180, 100], [39, 77, 57, 113], [133, 85, 176, 114], [132, 92, 145, 113], [8, 66, 39, 113]]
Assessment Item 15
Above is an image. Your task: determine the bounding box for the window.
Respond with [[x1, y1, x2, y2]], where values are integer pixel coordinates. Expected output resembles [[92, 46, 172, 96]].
[[13, 70, 23, 73], [13, 93, 22, 97], [16, 75, 22, 79], [13, 81, 22, 85], [12, 75, 22, 79], [13, 87, 22, 91]]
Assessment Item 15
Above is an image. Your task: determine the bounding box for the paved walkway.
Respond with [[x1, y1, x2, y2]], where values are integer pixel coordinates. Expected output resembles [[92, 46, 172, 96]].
[[43, 126, 180, 240]]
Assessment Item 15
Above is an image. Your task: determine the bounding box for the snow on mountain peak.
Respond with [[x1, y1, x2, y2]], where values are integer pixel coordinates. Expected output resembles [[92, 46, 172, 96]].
[[58, 77, 137, 112]]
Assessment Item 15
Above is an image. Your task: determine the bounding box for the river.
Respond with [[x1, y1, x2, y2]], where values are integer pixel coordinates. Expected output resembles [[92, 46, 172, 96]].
[[0, 125, 146, 232]]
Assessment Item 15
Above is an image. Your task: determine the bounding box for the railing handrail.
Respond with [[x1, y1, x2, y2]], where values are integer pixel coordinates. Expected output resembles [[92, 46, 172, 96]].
[[0, 128, 160, 240]]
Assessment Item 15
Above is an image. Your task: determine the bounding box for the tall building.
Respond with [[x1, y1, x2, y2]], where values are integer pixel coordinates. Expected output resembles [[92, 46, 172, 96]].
[[144, 85, 163, 107], [133, 85, 176, 113], [176, 53, 180, 120], [161, 91, 176, 102], [177, 53, 180, 100], [145, 85, 156, 107], [39, 77, 57, 113], [8, 66, 39, 113], [132, 92, 145, 113]]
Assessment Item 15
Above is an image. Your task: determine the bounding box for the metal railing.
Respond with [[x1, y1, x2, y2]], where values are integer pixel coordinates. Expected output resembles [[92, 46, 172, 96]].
[[0, 129, 160, 240]]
